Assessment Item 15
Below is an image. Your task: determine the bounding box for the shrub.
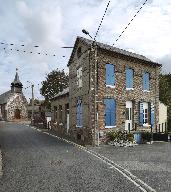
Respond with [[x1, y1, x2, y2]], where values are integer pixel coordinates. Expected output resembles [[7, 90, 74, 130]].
[[107, 131, 134, 142]]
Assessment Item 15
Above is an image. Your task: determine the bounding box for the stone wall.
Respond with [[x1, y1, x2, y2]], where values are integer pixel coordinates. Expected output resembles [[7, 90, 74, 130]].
[[96, 50, 160, 136], [69, 40, 160, 145], [6, 93, 28, 120], [51, 94, 69, 136]]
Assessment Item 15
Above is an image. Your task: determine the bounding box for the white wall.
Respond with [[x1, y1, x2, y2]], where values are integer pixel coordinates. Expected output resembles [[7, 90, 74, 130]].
[[158, 101, 167, 132]]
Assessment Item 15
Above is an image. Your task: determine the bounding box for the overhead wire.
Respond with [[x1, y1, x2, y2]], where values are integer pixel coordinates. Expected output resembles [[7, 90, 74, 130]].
[[113, 0, 148, 46], [94, 0, 111, 41]]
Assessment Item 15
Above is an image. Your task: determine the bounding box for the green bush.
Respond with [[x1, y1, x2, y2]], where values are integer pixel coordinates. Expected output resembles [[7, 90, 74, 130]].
[[107, 131, 134, 142]]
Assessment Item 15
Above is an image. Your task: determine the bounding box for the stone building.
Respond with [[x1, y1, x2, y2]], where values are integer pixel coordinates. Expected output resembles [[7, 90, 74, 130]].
[[51, 36, 162, 145], [0, 70, 28, 121], [51, 88, 69, 135]]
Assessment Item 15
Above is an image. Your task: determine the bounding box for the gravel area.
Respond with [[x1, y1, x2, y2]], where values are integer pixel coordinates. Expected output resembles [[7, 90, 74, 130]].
[[0, 122, 143, 192], [88, 142, 171, 192]]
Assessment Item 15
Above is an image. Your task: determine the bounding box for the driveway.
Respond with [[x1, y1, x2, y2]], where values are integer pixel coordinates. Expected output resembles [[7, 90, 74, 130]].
[[0, 122, 144, 192], [88, 142, 171, 192]]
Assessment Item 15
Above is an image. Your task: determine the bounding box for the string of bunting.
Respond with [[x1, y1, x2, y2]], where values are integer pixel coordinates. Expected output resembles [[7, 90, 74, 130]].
[[0, 41, 67, 58]]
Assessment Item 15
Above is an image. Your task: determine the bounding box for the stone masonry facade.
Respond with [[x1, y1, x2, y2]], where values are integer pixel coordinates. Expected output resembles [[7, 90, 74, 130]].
[[51, 90, 69, 136], [51, 37, 161, 145], [67, 37, 161, 145]]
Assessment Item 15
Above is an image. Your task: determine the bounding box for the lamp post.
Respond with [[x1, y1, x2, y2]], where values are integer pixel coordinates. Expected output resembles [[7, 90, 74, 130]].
[[82, 29, 99, 146], [27, 81, 34, 125]]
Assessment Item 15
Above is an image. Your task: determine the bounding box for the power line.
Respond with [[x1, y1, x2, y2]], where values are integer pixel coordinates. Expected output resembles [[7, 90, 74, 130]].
[[113, 0, 148, 46], [94, 0, 111, 41]]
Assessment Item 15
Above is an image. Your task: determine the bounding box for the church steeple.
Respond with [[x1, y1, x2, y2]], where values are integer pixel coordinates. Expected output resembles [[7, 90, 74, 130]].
[[11, 68, 23, 93]]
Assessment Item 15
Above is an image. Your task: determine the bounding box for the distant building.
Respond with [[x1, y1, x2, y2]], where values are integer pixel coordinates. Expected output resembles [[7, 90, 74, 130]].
[[158, 101, 167, 132], [51, 88, 69, 134], [51, 36, 162, 145], [0, 69, 28, 121]]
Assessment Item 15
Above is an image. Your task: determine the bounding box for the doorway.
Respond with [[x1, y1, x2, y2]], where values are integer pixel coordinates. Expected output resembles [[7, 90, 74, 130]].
[[125, 101, 132, 131], [15, 109, 21, 119]]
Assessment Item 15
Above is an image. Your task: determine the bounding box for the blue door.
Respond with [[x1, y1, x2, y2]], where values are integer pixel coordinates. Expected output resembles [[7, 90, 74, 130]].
[[104, 99, 116, 127]]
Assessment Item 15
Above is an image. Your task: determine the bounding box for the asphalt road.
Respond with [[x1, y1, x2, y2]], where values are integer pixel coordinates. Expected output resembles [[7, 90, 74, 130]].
[[0, 122, 143, 192], [89, 142, 171, 192]]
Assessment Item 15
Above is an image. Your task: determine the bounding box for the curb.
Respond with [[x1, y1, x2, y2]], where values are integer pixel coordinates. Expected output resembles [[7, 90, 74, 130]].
[[30, 126, 156, 192]]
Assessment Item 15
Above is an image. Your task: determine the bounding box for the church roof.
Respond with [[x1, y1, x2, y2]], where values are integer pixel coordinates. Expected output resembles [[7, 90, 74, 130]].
[[0, 90, 11, 104]]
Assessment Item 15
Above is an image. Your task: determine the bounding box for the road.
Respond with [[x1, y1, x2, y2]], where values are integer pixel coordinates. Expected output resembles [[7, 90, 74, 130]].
[[0, 122, 143, 192], [89, 139, 171, 192]]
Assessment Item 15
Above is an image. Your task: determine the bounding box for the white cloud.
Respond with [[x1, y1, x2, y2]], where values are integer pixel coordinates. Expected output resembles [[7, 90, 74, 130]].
[[0, 0, 171, 99]]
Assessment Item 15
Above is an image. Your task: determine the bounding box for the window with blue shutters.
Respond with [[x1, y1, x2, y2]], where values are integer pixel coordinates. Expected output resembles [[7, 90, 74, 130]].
[[143, 72, 150, 91], [126, 68, 134, 89], [139, 102, 144, 126], [150, 103, 155, 127], [106, 64, 115, 87], [139, 102, 154, 127], [104, 98, 116, 127], [76, 99, 82, 127]]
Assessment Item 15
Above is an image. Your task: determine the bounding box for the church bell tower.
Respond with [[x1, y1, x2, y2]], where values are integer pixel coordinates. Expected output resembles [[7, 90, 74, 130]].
[[11, 68, 23, 93]]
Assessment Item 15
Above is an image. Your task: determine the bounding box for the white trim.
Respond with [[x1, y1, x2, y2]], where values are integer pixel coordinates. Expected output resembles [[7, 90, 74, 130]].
[[105, 126, 116, 128], [126, 88, 134, 90], [76, 125, 83, 128], [143, 90, 150, 92], [106, 85, 116, 88]]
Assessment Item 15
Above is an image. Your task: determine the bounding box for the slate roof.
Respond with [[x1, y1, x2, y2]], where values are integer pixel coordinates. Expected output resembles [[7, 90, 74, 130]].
[[0, 90, 11, 104], [51, 87, 69, 100], [68, 36, 162, 67]]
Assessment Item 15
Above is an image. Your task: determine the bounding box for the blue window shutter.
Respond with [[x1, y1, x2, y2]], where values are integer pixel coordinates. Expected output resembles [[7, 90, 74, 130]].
[[143, 73, 146, 90], [76, 101, 79, 126], [139, 102, 143, 125], [106, 64, 115, 86], [143, 72, 150, 90], [150, 103, 155, 127], [146, 73, 150, 90], [104, 99, 116, 126], [126, 68, 133, 88], [76, 99, 82, 127], [80, 101, 82, 126]]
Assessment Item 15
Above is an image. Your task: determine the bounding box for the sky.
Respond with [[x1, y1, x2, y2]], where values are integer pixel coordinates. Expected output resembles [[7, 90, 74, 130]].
[[0, 0, 171, 100]]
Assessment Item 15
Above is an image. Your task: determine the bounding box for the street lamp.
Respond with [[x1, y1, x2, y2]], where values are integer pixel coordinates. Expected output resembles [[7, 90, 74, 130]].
[[82, 29, 93, 39], [27, 81, 34, 125]]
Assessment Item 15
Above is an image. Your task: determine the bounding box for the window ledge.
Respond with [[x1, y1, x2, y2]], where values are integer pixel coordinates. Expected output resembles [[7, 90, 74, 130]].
[[143, 90, 150, 92], [106, 85, 116, 88], [126, 88, 134, 90], [143, 124, 151, 128], [105, 126, 116, 129], [76, 125, 83, 128]]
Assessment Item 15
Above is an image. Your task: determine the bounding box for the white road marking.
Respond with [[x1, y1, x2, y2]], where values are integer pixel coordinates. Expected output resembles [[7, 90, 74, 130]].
[[29, 126, 156, 192]]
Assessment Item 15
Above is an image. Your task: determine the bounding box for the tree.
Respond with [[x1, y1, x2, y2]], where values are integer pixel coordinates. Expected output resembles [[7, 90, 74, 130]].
[[159, 73, 171, 131], [40, 68, 69, 101]]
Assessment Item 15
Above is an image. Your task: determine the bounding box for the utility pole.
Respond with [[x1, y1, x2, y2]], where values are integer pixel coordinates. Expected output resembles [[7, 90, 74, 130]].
[[27, 81, 34, 125], [31, 84, 34, 125], [94, 44, 98, 146]]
